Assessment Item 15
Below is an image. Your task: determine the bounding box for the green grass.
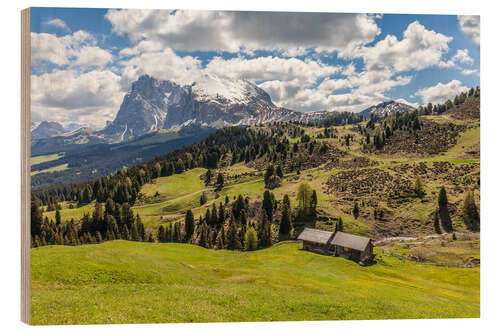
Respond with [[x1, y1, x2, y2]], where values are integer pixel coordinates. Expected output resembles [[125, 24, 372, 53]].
[[31, 163, 69, 176], [44, 203, 94, 222], [31, 153, 64, 166], [140, 168, 207, 199], [30, 241, 479, 325]]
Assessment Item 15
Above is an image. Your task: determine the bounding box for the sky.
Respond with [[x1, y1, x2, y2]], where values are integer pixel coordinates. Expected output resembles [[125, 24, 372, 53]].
[[30, 8, 480, 129]]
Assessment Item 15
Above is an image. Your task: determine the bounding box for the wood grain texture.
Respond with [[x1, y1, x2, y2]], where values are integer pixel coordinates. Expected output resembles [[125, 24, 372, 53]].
[[21, 7, 31, 325]]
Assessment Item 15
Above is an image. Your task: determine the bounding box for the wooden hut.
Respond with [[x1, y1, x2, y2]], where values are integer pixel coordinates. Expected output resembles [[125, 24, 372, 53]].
[[297, 228, 334, 255], [330, 231, 373, 263], [297, 228, 374, 264]]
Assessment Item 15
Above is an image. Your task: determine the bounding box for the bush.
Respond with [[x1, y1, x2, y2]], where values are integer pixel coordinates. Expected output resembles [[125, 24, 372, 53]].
[[409, 247, 436, 261]]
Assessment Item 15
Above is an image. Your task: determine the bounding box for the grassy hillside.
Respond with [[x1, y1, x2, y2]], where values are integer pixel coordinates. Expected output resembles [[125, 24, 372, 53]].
[[31, 241, 479, 325]]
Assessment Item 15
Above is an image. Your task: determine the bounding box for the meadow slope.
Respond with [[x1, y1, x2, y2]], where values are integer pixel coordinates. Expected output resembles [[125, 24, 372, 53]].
[[31, 241, 479, 325]]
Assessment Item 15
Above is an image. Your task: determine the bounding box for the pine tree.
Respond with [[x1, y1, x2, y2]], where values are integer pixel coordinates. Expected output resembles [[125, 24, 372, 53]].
[[414, 176, 425, 198], [55, 209, 61, 226], [31, 200, 43, 237], [433, 210, 441, 234], [336, 217, 344, 232], [244, 227, 259, 251], [462, 191, 480, 231], [279, 194, 293, 236], [184, 210, 195, 242], [311, 190, 318, 217], [215, 173, 224, 191], [276, 165, 283, 178], [262, 190, 274, 220], [438, 187, 453, 233], [353, 202, 359, 219]]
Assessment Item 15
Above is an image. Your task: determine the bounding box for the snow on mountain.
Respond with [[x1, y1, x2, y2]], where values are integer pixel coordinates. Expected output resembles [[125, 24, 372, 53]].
[[360, 101, 416, 119], [102, 74, 332, 141]]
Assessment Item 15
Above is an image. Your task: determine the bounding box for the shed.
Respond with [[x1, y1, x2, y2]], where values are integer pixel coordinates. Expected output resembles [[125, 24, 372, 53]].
[[297, 228, 334, 255], [330, 231, 373, 263]]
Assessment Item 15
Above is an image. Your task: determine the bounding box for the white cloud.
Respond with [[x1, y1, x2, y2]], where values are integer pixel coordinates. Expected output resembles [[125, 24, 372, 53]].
[[45, 18, 70, 32], [415, 80, 468, 104], [452, 49, 474, 65], [75, 46, 113, 67], [31, 30, 112, 69], [359, 21, 452, 73], [461, 69, 479, 76], [31, 69, 124, 128], [31, 32, 70, 66], [205, 56, 340, 85], [106, 9, 380, 55], [458, 15, 480, 44], [118, 48, 202, 90]]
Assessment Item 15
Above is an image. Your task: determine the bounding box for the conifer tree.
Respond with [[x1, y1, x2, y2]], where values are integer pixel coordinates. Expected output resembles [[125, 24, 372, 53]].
[[336, 217, 344, 232], [244, 227, 259, 251], [31, 200, 43, 237], [414, 176, 425, 198], [215, 173, 224, 191], [433, 210, 441, 234], [184, 210, 195, 242], [462, 191, 480, 231], [276, 165, 283, 178], [279, 194, 293, 236], [438, 187, 453, 233], [353, 202, 360, 219]]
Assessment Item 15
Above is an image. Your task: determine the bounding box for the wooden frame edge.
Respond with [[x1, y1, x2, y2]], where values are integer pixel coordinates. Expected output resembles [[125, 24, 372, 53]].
[[21, 7, 31, 325]]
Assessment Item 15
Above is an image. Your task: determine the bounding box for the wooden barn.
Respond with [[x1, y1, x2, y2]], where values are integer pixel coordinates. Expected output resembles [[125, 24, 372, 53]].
[[330, 231, 374, 263], [297, 228, 374, 264], [297, 228, 335, 255]]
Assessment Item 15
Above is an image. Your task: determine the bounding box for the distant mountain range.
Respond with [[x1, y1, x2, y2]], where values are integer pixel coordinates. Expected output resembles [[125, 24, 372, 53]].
[[32, 74, 417, 144], [30, 74, 418, 188], [360, 101, 416, 119], [101, 74, 334, 141]]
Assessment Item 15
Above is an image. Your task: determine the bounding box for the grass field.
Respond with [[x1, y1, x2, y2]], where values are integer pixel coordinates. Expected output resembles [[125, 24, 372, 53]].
[[30, 241, 479, 325], [31, 163, 69, 176], [31, 153, 64, 166]]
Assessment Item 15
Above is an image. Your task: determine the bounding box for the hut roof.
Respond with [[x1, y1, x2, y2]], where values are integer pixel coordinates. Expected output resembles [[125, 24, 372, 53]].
[[331, 231, 371, 251], [297, 228, 333, 245]]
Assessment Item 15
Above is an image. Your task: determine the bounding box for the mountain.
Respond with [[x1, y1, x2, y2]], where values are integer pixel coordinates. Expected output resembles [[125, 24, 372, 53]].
[[31, 121, 66, 139], [102, 74, 333, 141], [360, 101, 416, 119]]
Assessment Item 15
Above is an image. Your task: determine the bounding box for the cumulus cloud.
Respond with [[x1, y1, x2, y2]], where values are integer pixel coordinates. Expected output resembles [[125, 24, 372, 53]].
[[45, 18, 70, 32], [106, 9, 380, 54], [118, 48, 202, 89], [31, 69, 124, 128], [31, 30, 112, 69], [359, 21, 452, 73], [452, 49, 474, 65], [458, 15, 480, 44], [75, 46, 113, 67], [461, 69, 479, 76], [415, 80, 468, 104], [205, 56, 340, 84]]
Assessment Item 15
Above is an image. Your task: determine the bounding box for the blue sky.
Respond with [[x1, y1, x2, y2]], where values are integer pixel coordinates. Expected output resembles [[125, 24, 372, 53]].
[[30, 8, 480, 128]]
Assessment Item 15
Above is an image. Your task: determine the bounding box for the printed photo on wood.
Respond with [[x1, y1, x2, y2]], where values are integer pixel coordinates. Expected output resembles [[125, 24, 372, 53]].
[[21, 7, 480, 325]]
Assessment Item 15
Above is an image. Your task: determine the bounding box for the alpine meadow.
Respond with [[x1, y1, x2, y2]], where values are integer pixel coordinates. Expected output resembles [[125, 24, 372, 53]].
[[26, 8, 480, 325]]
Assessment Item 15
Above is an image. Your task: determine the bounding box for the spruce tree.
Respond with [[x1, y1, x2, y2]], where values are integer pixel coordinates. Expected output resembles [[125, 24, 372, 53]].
[[184, 210, 195, 242], [438, 187, 453, 233], [462, 191, 480, 231], [433, 210, 441, 234], [279, 194, 293, 236], [30, 200, 43, 237], [414, 176, 425, 198], [262, 190, 274, 220], [353, 202, 359, 219]]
